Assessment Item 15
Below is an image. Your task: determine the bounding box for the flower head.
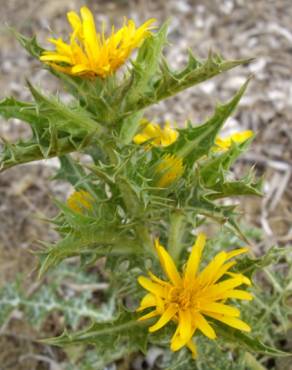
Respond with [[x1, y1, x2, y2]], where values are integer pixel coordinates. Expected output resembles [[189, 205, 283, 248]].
[[40, 6, 155, 78], [155, 154, 184, 188], [133, 120, 179, 148], [67, 190, 94, 214], [214, 130, 254, 151], [137, 234, 252, 358]]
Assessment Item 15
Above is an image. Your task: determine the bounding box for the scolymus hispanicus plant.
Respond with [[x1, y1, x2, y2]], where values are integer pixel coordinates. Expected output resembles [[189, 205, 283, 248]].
[[0, 5, 289, 368]]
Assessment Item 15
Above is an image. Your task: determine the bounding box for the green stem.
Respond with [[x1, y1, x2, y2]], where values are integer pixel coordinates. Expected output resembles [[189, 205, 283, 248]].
[[168, 210, 186, 262], [103, 142, 118, 166], [136, 224, 155, 256], [119, 111, 144, 144], [263, 268, 283, 294]]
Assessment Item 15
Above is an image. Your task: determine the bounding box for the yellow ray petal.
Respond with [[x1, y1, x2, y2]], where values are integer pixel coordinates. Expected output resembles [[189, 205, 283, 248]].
[[132, 133, 148, 145], [170, 324, 186, 352], [208, 276, 250, 296], [154, 293, 165, 314], [209, 261, 236, 285], [170, 325, 182, 352], [137, 276, 167, 297], [142, 122, 160, 138], [43, 63, 72, 74], [227, 272, 252, 286], [178, 309, 193, 341], [133, 121, 178, 148], [184, 233, 206, 283], [160, 122, 179, 147], [171, 323, 197, 352], [136, 293, 156, 312], [137, 123, 160, 144], [40, 53, 72, 63], [186, 339, 197, 359], [149, 304, 177, 332], [193, 312, 216, 339], [230, 130, 254, 143], [71, 64, 92, 75], [47, 38, 72, 56], [204, 312, 251, 332], [196, 251, 227, 286], [221, 289, 253, 301], [138, 309, 159, 321], [80, 6, 100, 64], [225, 247, 249, 260], [148, 270, 170, 287], [67, 10, 83, 40], [215, 130, 254, 151], [154, 239, 182, 286], [201, 302, 240, 317]]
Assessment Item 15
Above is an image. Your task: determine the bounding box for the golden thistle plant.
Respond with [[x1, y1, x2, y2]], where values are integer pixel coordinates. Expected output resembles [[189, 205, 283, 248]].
[[0, 6, 288, 367]]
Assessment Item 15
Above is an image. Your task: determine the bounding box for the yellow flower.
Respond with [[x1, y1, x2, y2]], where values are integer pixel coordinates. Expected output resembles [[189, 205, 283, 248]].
[[155, 154, 184, 187], [133, 120, 179, 147], [40, 6, 156, 78], [214, 130, 254, 151], [67, 190, 94, 214], [137, 234, 252, 358]]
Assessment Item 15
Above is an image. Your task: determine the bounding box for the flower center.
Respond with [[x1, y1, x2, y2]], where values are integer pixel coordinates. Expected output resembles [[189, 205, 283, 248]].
[[168, 286, 202, 312], [169, 287, 192, 310]]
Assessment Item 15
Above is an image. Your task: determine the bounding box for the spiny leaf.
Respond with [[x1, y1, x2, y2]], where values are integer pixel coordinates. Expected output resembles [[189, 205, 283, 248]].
[[172, 78, 251, 164], [54, 155, 88, 186], [0, 135, 85, 172], [41, 311, 148, 355], [124, 22, 169, 108], [27, 82, 104, 137], [206, 172, 263, 200], [0, 97, 48, 130], [13, 30, 44, 58], [119, 23, 168, 143], [214, 322, 290, 357], [200, 138, 254, 187], [208, 179, 262, 199], [130, 54, 253, 113], [38, 227, 139, 277], [235, 246, 288, 278], [51, 72, 120, 123], [0, 267, 114, 330], [0, 84, 107, 171], [156, 53, 253, 102]]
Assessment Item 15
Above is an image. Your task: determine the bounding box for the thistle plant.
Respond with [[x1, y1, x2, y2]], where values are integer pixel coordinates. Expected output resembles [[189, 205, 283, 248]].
[[0, 5, 289, 368]]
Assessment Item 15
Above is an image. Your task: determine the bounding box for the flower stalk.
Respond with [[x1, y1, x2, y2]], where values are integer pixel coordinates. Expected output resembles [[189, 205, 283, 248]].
[[168, 210, 186, 262]]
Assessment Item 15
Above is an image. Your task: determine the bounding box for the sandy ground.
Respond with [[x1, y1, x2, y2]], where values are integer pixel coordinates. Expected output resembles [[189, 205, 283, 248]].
[[0, 0, 291, 369]]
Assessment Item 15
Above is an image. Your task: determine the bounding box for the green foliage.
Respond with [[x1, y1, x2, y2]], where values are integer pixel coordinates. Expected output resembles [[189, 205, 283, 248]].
[[42, 311, 148, 351], [0, 84, 104, 171], [214, 322, 289, 357], [0, 264, 115, 330], [12, 30, 44, 58]]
